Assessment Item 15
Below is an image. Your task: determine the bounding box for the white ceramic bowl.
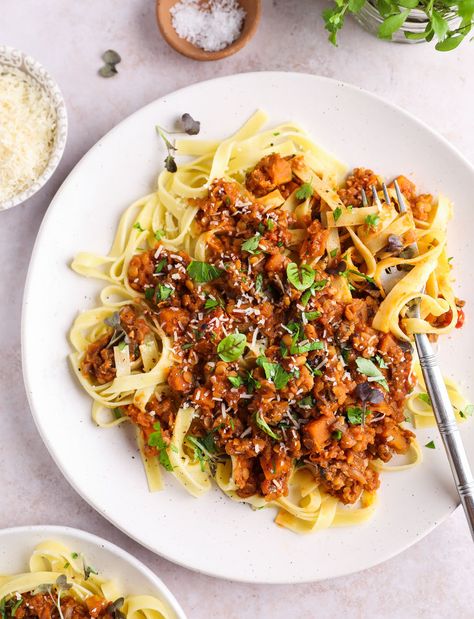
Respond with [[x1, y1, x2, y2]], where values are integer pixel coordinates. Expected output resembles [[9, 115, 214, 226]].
[[0, 45, 68, 211], [0, 525, 187, 619]]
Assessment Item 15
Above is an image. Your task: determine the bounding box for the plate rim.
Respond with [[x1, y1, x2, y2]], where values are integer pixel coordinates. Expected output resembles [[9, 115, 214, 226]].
[[21, 70, 473, 584], [0, 524, 187, 618]]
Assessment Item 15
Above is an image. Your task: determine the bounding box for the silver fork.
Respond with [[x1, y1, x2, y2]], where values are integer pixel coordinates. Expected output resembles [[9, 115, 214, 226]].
[[363, 181, 474, 540]]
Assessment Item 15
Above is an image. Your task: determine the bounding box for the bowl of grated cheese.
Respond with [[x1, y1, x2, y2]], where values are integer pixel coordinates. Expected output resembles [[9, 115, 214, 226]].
[[156, 0, 261, 61], [0, 46, 67, 211]]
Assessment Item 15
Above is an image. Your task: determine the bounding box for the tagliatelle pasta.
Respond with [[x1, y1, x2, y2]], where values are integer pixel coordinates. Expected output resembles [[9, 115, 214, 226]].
[[69, 112, 470, 533], [0, 541, 173, 619]]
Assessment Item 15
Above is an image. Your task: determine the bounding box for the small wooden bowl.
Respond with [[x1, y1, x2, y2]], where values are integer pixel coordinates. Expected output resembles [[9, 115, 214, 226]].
[[156, 0, 261, 61]]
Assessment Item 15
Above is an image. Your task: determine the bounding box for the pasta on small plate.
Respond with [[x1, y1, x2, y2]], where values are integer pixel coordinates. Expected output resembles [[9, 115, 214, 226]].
[[0, 526, 186, 619]]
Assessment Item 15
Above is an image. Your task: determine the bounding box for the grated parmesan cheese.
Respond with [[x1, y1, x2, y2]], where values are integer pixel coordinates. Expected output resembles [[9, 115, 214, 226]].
[[170, 0, 246, 52], [0, 66, 56, 202]]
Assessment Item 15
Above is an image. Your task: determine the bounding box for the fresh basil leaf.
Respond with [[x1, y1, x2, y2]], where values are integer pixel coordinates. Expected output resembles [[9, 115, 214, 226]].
[[217, 333, 247, 362], [348, 0, 366, 11], [187, 260, 223, 282], [378, 9, 410, 39], [431, 9, 449, 40], [287, 262, 316, 291], [435, 34, 464, 51], [333, 206, 342, 222]]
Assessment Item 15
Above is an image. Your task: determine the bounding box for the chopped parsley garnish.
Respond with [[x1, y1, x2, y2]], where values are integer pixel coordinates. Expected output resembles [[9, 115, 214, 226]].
[[303, 310, 321, 321], [425, 440, 436, 449], [301, 279, 328, 305], [148, 421, 173, 471], [332, 429, 342, 440], [459, 404, 474, 419], [156, 284, 173, 301], [145, 287, 154, 300], [204, 297, 224, 310], [266, 219, 275, 230], [241, 233, 262, 254], [333, 206, 342, 222], [154, 229, 165, 241], [11, 597, 23, 617], [417, 393, 432, 406], [292, 340, 324, 354], [217, 332, 247, 362], [365, 214, 380, 228], [375, 354, 388, 369], [255, 411, 281, 440], [356, 357, 389, 391], [187, 260, 223, 283], [133, 222, 145, 232], [295, 182, 313, 200], [305, 362, 322, 377], [286, 262, 315, 291], [256, 356, 292, 390], [71, 552, 79, 559], [255, 273, 264, 293], [347, 406, 364, 425], [244, 370, 261, 392], [228, 375, 243, 388], [154, 258, 167, 273], [348, 269, 376, 285], [113, 407, 123, 419], [186, 433, 217, 472], [330, 248, 338, 258], [298, 395, 314, 408]]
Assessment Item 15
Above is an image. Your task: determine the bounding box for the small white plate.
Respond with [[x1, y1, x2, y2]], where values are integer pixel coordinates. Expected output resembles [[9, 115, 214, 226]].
[[0, 525, 186, 619], [22, 72, 474, 583]]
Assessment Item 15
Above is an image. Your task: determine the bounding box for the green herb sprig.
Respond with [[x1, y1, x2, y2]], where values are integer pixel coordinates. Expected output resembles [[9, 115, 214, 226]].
[[323, 0, 473, 50]]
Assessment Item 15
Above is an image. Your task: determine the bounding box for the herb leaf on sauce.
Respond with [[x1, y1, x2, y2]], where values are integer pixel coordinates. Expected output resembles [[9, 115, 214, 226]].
[[187, 260, 223, 282], [217, 333, 247, 362], [286, 263, 316, 291]]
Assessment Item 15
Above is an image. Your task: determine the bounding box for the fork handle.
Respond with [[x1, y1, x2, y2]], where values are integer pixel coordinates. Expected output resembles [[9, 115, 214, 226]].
[[415, 332, 474, 540]]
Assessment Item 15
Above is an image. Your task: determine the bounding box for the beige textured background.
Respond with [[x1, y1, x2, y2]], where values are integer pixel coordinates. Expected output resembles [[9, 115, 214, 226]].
[[1, 1, 473, 617]]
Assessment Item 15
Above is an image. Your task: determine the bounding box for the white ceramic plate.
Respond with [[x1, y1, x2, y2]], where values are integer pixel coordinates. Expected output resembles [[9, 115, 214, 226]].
[[0, 526, 186, 618], [22, 72, 474, 584]]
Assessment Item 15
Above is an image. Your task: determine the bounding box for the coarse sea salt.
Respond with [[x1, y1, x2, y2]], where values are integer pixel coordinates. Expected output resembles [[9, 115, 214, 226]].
[[170, 0, 246, 52]]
